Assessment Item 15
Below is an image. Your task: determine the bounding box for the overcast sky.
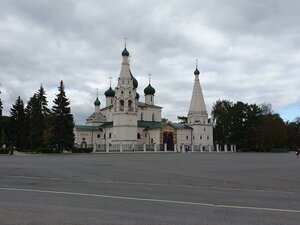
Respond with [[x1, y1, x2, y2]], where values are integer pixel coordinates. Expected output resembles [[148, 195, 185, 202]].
[[0, 0, 299, 124]]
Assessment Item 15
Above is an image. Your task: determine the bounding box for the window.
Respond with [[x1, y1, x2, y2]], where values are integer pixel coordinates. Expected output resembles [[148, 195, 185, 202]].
[[145, 133, 147, 137], [129, 91, 131, 95], [121, 91, 124, 94], [137, 133, 141, 139], [104, 133, 106, 139], [82, 138, 86, 141], [204, 128, 206, 131], [120, 100, 124, 111], [200, 135, 202, 140], [186, 136, 188, 140], [109, 133, 112, 139], [128, 100, 133, 111], [151, 138, 153, 143], [151, 96, 153, 102], [97, 134, 100, 138], [207, 136, 209, 140], [152, 113, 155, 121], [141, 112, 144, 121]]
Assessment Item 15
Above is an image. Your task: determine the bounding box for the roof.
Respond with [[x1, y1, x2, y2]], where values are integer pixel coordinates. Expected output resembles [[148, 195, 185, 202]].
[[138, 120, 166, 129], [74, 125, 99, 131], [138, 102, 162, 109], [138, 121, 192, 130], [99, 121, 113, 128], [170, 123, 193, 129]]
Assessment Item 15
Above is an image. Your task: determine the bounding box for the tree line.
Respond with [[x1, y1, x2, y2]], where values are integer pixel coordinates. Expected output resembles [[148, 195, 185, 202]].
[[0, 81, 74, 152], [212, 100, 300, 151]]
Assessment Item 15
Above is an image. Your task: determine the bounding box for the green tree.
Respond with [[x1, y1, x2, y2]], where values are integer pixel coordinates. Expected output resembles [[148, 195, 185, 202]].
[[26, 94, 44, 149], [10, 96, 27, 150], [258, 113, 287, 151], [50, 81, 74, 150], [212, 100, 233, 145], [25, 85, 52, 150], [177, 116, 187, 124], [0, 96, 3, 146]]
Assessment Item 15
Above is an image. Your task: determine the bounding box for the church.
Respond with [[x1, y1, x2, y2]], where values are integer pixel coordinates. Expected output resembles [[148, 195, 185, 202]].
[[73, 45, 213, 152]]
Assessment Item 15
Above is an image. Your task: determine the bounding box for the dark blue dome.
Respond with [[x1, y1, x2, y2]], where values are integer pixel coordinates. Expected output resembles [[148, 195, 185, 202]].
[[194, 68, 200, 75], [135, 92, 140, 100], [144, 84, 155, 95], [94, 97, 100, 106], [104, 87, 115, 97], [122, 47, 129, 56], [130, 69, 138, 89]]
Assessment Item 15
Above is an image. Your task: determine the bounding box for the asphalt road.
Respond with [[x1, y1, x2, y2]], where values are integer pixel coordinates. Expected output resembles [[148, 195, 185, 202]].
[[0, 152, 299, 225]]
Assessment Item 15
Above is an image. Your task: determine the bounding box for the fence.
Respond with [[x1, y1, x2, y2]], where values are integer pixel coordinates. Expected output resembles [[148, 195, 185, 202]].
[[88, 143, 237, 153]]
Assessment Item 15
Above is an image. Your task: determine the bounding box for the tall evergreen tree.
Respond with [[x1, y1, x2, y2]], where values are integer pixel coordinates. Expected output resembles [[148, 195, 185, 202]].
[[0, 95, 3, 146], [0, 98, 2, 116], [50, 81, 74, 150], [37, 84, 50, 116], [10, 96, 27, 150], [26, 94, 44, 149], [25, 85, 51, 150]]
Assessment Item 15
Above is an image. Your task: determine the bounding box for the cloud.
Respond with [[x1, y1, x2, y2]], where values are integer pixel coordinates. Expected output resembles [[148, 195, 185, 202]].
[[0, 0, 299, 124]]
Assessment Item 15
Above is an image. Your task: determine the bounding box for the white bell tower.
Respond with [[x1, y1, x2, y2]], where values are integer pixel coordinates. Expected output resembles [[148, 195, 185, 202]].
[[187, 60, 213, 146], [112, 41, 138, 144]]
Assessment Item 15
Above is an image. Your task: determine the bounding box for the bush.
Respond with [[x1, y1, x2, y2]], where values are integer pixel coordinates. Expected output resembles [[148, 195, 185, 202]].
[[33, 148, 62, 154], [72, 148, 93, 153], [0, 149, 9, 154]]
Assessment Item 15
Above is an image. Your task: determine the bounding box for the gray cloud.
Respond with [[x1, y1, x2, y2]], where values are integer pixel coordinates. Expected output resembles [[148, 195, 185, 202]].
[[0, 0, 299, 123]]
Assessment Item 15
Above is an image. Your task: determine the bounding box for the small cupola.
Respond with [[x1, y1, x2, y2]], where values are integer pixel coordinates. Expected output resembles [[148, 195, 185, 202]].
[[144, 84, 155, 95], [94, 97, 101, 106], [104, 87, 115, 97], [122, 47, 129, 57]]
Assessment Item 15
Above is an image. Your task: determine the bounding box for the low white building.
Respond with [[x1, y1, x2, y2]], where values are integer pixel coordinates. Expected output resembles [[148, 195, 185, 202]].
[[74, 45, 213, 152]]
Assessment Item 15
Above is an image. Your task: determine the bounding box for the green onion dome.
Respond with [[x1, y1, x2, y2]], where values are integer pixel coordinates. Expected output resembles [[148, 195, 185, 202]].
[[130, 69, 138, 89], [135, 92, 140, 100], [144, 84, 155, 95], [194, 68, 200, 75], [122, 47, 129, 56], [94, 97, 101, 106], [104, 87, 115, 97]]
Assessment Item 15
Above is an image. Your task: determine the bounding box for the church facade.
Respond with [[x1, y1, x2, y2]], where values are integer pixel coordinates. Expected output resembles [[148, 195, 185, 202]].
[[74, 46, 213, 152]]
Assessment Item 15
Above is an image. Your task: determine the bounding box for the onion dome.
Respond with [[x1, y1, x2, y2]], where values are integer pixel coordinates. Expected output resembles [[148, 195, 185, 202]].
[[104, 87, 115, 97], [94, 97, 100, 106], [194, 68, 200, 75], [144, 84, 155, 95], [135, 92, 140, 100], [130, 69, 138, 89], [122, 47, 129, 57]]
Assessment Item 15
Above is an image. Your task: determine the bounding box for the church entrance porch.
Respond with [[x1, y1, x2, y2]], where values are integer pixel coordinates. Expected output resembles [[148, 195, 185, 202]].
[[160, 124, 177, 151], [163, 132, 174, 151]]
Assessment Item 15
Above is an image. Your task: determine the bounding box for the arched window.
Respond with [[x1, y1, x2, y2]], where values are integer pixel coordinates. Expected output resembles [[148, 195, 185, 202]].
[[97, 134, 100, 138], [109, 132, 112, 139], [152, 113, 155, 121], [141, 112, 144, 121], [151, 96, 153, 102], [128, 100, 133, 111], [137, 133, 141, 139], [120, 100, 124, 111]]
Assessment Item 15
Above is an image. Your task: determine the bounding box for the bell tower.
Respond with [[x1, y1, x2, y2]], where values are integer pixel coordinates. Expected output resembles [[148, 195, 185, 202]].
[[111, 42, 138, 144]]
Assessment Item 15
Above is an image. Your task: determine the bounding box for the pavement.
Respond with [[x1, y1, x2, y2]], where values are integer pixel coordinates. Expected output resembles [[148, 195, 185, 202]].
[[0, 152, 299, 225]]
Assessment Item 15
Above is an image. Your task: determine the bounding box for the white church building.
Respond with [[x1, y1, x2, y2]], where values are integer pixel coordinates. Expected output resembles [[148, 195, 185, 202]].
[[74, 45, 214, 152]]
